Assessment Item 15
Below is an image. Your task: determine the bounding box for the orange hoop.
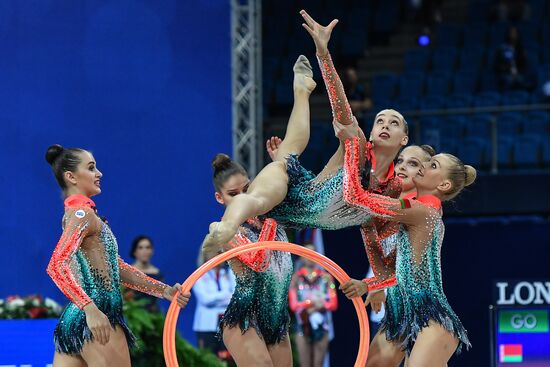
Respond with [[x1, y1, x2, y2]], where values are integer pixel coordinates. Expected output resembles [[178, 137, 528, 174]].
[[163, 241, 370, 366]]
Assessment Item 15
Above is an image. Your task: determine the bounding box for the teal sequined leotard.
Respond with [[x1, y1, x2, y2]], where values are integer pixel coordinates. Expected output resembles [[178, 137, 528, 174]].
[[268, 143, 401, 230], [219, 218, 293, 345], [47, 195, 169, 354], [381, 196, 470, 353], [268, 52, 401, 230]]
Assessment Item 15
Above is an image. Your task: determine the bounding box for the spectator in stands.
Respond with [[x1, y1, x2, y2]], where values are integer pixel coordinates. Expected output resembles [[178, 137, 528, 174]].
[[289, 243, 338, 367], [343, 67, 372, 117], [492, 0, 531, 22], [193, 249, 235, 358], [125, 235, 165, 312], [495, 26, 530, 91]]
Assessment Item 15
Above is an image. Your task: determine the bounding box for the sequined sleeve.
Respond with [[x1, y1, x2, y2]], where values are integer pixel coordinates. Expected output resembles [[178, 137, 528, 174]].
[[342, 138, 399, 217], [360, 220, 398, 292], [46, 207, 95, 310], [118, 258, 168, 298], [288, 275, 312, 312], [343, 138, 430, 225], [226, 218, 278, 272], [316, 52, 354, 126], [322, 274, 338, 311]]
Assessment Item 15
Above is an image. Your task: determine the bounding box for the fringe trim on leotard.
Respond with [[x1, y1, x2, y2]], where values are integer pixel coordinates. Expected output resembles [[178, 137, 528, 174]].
[[381, 291, 471, 355], [54, 301, 135, 355]]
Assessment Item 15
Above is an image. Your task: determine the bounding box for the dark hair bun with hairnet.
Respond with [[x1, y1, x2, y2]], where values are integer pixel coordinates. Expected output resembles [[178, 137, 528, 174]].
[[45, 144, 64, 165]]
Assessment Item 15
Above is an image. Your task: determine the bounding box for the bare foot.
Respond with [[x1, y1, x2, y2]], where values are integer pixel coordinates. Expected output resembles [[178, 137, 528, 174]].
[[293, 55, 316, 95], [202, 221, 239, 255]]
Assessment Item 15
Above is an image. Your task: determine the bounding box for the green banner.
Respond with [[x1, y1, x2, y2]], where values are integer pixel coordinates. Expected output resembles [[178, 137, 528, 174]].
[[499, 310, 549, 333]]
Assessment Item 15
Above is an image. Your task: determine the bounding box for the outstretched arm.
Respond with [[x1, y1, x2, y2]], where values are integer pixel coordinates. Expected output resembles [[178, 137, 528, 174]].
[[343, 138, 428, 224], [301, 10, 354, 126], [118, 259, 189, 308]]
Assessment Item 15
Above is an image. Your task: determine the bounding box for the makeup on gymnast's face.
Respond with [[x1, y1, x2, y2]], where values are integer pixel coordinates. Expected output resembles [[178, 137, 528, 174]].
[[69, 151, 103, 197], [413, 154, 450, 190], [217, 173, 250, 206], [370, 109, 408, 149], [396, 147, 425, 192]]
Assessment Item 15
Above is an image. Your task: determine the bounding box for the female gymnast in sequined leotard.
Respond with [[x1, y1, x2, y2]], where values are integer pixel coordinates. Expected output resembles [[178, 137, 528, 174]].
[[209, 154, 293, 367], [44, 144, 190, 367], [203, 10, 409, 254], [340, 145, 436, 296], [342, 142, 474, 367]]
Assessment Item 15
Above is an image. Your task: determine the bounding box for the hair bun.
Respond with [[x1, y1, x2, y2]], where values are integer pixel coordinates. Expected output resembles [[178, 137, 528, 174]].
[[212, 153, 233, 172], [420, 144, 436, 157], [464, 165, 477, 186], [45, 144, 64, 165]]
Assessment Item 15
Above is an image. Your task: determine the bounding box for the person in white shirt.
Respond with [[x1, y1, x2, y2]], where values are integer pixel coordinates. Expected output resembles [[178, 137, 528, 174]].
[[193, 250, 236, 356]]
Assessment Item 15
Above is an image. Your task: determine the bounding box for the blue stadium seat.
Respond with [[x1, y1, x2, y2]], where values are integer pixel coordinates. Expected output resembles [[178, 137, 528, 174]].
[[391, 96, 419, 111], [462, 24, 488, 47], [489, 22, 509, 45], [404, 48, 431, 71], [445, 93, 474, 108], [441, 116, 466, 137], [542, 139, 550, 166], [514, 135, 541, 167], [431, 47, 458, 71], [525, 111, 550, 134], [498, 137, 514, 167], [464, 113, 493, 139], [524, 46, 541, 70], [479, 72, 498, 92], [341, 31, 368, 58], [458, 137, 487, 167], [426, 72, 451, 96], [474, 92, 501, 107], [370, 73, 398, 102], [452, 71, 478, 94], [440, 136, 459, 155], [497, 112, 523, 137], [436, 24, 462, 47], [517, 21, 539, 48], [467, 1, 492, 22], [542, 23, 550, 48], [420, 95, 446, 109], [398, 73, 425, 98], [458, 47, 485, 72], [346, 11, 369, 32], [419, 117, 442, 147], [543, 46, 550, 64], [528, 0, 546, 23], [275, 81, 293, 105], [373, 1, 400, 33], [502, 91, 530, 105]]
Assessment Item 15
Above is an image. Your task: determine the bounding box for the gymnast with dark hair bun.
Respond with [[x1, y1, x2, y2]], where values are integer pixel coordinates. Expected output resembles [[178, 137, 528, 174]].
[[44, 144, 190, 367]]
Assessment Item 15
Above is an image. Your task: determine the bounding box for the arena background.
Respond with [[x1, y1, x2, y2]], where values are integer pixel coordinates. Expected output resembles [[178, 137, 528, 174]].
[[1, 1, 549, 366]]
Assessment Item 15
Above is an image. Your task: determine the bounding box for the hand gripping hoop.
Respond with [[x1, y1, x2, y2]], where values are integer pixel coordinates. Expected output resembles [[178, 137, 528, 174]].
[[163, 241, 370, 366]]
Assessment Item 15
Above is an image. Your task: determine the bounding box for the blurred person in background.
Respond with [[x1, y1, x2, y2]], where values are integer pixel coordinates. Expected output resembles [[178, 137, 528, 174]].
[[125, 235, 165, 312], [343, 67, 372, 118], [289, 243, 338, 367], [193, 249, 236, 358], [495, 26, 531, 91]]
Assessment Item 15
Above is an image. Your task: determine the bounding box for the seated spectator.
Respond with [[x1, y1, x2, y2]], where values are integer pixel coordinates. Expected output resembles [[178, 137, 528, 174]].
[[495, 26, 530, 91], [343, 67, 372, 117]]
